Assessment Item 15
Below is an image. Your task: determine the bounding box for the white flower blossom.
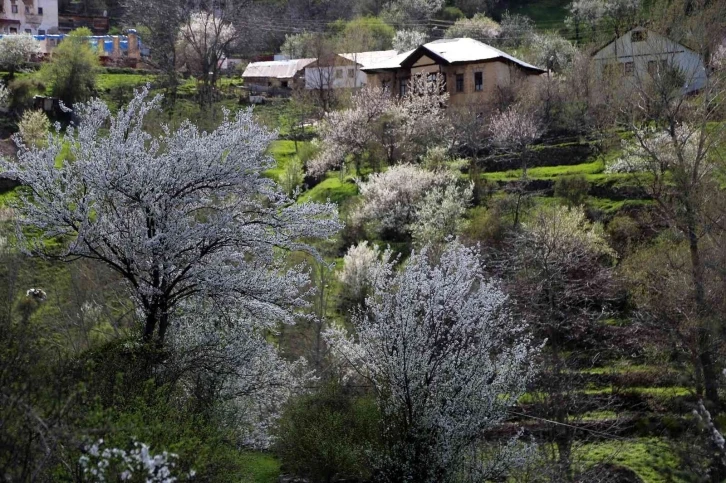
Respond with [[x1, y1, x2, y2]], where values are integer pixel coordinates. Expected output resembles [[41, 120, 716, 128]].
[[79, 440, 193, 482], [392, 29, 427, 53], [325, 241, 537, 482], [354, 164, 455, 237], [0, 87, 341, 345]]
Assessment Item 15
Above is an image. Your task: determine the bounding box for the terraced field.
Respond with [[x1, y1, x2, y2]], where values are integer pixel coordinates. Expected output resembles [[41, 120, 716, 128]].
[[262, 135, 704, 482]]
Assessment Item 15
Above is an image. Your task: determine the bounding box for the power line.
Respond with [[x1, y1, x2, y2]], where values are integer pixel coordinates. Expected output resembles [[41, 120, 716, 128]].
[[507, 409, 628, 441]]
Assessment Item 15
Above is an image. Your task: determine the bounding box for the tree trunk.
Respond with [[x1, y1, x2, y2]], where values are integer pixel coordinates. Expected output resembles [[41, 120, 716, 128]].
[[687, 208, 720, 412]]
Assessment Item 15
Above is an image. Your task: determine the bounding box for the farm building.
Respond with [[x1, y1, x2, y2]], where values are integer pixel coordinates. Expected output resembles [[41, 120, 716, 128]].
[[361, 38, 545, 106], [592, 26, 708, 94], [242, 58, 316, 93]]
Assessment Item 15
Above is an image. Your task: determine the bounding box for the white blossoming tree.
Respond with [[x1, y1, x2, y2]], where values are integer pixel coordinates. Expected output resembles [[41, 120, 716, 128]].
[[383, 0, 445, 21], [512, 204, 617, 477], [489, 104, 542, 226], [177, 12, 239, 106], [0, 88, 341, 346], [444, 14, 501, 43], [392, 29, 427, 53], [338, 241, 392, 311], [309, 75, 451, 176], [167, 302, 310, 448], [529, 32, 576, 73], [410, 181, 473, 247], [0, 34, 38, 79], [353, 164, 457, 239], [325, 241, 536, 482], [79, 439, 194, 482]]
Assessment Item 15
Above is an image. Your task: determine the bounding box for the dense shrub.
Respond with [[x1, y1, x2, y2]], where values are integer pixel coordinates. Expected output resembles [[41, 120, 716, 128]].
[[274, 384, 380, 483], [17, 109, 50, 148], [8, 77, 46, 112], [607, 214, 642, 256], [555, 174, 590, 207], [462, 206, 508, 247]]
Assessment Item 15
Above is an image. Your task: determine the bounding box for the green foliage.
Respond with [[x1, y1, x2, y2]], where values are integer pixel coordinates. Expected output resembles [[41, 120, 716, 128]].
[[607, 214, 642, 255], [17, 110, 50, 148], [274, 383, 380, 483], [41, 27, 101, 106], [280, 156, 305, 197], [238, 453, 281, 483], [554, 174, 590, 206], [577, 438, 683, 483], [462, 206, 508, 246], [331, 16, 395, 51], [482, 160, 605, 181], [436, 6, 466, 21], [299, 173, 358, 204], [7, 77, 46, 111]]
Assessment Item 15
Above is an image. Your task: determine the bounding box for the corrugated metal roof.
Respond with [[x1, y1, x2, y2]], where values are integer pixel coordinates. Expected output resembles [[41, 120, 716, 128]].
[[340, 50, 399, 68], [242, 58, 316, 79], [363, 38, 545, 72]]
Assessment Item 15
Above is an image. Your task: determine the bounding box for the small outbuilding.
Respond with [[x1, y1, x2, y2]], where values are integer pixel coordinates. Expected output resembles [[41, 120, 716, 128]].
[[592, 26, 708, 94], [242, 58, 316, 94]]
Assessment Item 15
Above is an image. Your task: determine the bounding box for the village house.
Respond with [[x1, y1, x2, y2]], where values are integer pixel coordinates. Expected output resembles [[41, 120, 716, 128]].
[[361, 38, 545, 106], [242, 58, 316, 94], [304, 50, 398, 90], [0, 0, 58, 35], [592, 26, 708, 94]]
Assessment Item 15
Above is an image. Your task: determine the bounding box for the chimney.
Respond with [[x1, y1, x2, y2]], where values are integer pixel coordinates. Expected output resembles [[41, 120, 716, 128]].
[[127, 30, 139, 59]]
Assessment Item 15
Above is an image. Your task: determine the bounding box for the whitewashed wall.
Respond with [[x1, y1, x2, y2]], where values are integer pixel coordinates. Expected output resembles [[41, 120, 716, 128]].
[[592, 27, 707, 93]]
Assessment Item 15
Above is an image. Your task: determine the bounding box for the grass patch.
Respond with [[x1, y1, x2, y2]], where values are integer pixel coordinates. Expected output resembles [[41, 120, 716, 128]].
[[580, 363, 660, 375], [96, 73, 155, 91], [583, 386, 693, 398], [238, 452, 280, 483], [0, 187, 19, 208], [266, 140, 307, 181], [499, 0, 570, 28], [588, 197, 652, 215], [577, 438, 685, 483], [299, 173, 358, 205], [482, 160, 605, 181]]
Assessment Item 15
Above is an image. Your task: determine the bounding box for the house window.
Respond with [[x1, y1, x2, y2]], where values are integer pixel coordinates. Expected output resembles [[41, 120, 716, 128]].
[[400, 78, 409, 96], [281, 80, 289, 88], [11, 5, 18, 13], [382, 80, 390, 93], [631, 30, 648, 42], [474, 71, 483, 91], [25, 5, 30, 13], [347, 68, 355, 78], [335, 69, 343, 79], [9, 27, 17, 33], [25, 28, 31, 33], [455, 73, 464, 92], [38, 29, 45, 35], [426, 72, 447, 93], [623, 61, 634, 75], [38, 7, 43, 14]]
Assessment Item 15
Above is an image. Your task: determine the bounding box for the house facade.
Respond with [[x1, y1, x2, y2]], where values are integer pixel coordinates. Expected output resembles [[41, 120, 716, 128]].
[[242, 58, 316, 93], [304, 50, 398, 90], [592, 27, 708, 94], [361, 38, 545, 106], [0, 0, 58, 35]]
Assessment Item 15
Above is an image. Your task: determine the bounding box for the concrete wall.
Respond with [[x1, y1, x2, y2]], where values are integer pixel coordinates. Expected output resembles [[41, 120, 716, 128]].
[[305, 56, 370, 90], [368, 60, 541, 106], [592, 27, 707, 93]]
